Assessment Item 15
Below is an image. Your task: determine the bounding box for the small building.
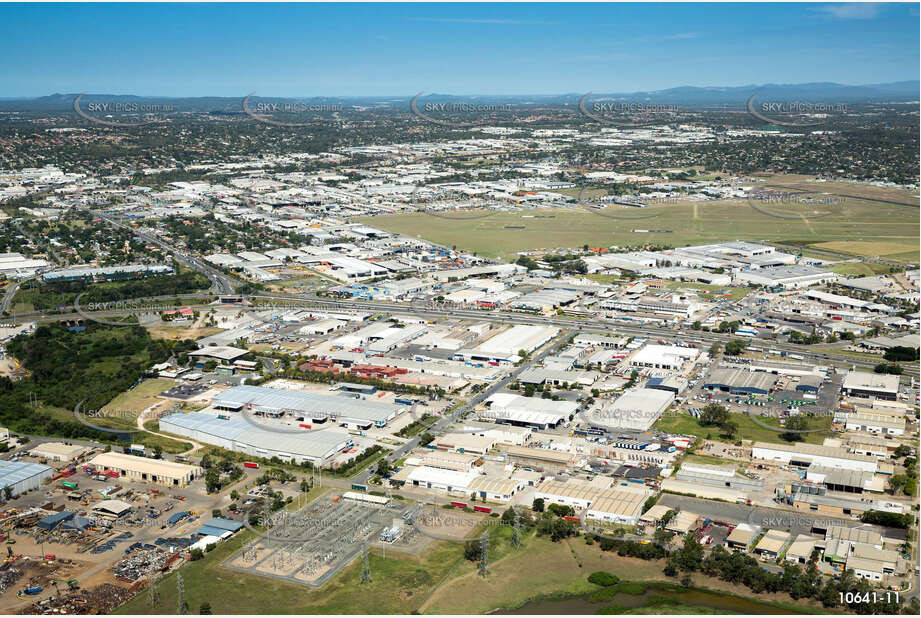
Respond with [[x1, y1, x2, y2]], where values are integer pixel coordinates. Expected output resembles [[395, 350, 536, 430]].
[[504, 445, 577, 472], [434, 433, 495, 456], [784, 534, 825, 564], [467, 475, 525, 502], [842, 371, 899, 401], [639, 503, 673, 525], [535, 479, 598, 510], [28, 442, 88, 462], [754, 529, 791, 561], [405, 466, 475, 493], [585, 486, 650, 525], [664, 510, 699, 535], [726, 523, 759, 552], [846, 556, 884, 582], [796, 375, 822, 394], [92, 499, 133, 520], [189, 346, 250, 363]]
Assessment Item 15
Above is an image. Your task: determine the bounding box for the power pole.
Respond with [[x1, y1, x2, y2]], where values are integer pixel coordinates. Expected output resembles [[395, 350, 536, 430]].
[[478, 531, 489, 577], [149, 574, 160, 608], [176, 573, 186, 615], [360, 545, 371, 584], [512, 508, 521, 549]]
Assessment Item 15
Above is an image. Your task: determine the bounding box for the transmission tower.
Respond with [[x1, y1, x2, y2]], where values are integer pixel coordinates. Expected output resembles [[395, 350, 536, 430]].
[[176, 573, 186, 615], [512, 508, 522, 549], [360, 545, 372, 584], [478, 532, 489, 577], [149, 574, 160, 608]]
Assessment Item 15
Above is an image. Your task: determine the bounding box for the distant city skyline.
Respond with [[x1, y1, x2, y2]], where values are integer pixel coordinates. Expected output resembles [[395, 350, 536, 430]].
[[1, 2, 918, 97]]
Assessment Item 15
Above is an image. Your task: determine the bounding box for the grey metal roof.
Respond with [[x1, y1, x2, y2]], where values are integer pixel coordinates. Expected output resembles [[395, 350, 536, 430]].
[[0, 460, 52, 488], [215, 384, 402, 423], [160, 412, 352, 459]]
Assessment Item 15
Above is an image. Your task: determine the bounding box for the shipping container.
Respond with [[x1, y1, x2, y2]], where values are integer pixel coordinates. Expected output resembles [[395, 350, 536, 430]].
[[61, 481, 78, 489], [473, 505, 491, 514], [243, 462, 259, 469], [449, 501, 467, 509]]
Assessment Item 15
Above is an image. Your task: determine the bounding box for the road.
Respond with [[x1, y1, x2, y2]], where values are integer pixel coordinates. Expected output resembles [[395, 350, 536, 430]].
[[94, 213, 239, 295], [350, 329, 573, 486], [8, 290, 915, 378]]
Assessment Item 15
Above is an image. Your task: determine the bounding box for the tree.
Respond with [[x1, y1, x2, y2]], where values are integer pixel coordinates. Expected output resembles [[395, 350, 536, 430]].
[[532, 498, 545, 513], [724, 340, 746, 356], [375, 459, 392, 477], [463, 540, 482, 561], [700, 403, 729, 427], [199, 603, 212, 615], [418, 432, 435, 446], [884, 346, 918, 362], [653, 528, 673, 548], [888, 474, 908, 495], [720, 420, 738, 439], [781, 414, 809, 442], [588, 571, 620, 587], [189, 548, 205, 561]]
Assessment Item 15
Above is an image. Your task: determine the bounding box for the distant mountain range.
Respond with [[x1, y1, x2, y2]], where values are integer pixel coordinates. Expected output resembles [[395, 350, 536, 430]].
[[0, 81, 917, 113]]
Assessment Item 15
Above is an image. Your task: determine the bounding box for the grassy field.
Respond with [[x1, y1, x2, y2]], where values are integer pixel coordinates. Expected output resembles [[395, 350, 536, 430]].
[[654, 412, 832, 445], [101, 378, 174, 414], [663, 281, 753, 302], [812, 240, 919, 262], [826, 262, 894, 277], [114, 517, 828, 615], [360, 191, 918, 260], [146, 326, 225, 341], [116, 528, 465, 614]]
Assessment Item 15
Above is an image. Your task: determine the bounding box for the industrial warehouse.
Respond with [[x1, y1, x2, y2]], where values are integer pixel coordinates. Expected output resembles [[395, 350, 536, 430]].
[[703, 368, 776, 395], [87, 452, 203, 486], [0, 460, 52, 496], [212, 384, 407, 429], [585, 387, 675, 432], [159, 412, 356, 465]]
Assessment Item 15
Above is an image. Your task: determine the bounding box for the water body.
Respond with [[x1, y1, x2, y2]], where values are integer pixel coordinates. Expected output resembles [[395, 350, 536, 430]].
[[497, 584, 803, 615]]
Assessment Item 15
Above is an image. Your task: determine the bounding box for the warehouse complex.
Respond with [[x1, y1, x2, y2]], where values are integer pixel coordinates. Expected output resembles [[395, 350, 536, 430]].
[[160, 412, 355, 465], [213, 384, 406, 429]]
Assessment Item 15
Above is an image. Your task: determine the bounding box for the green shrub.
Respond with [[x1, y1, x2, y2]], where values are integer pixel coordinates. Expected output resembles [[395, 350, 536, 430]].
[[588, 571, 620, 587]]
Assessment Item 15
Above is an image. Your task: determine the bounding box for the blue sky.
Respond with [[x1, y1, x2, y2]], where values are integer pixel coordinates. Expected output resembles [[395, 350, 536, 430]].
[[1, 2, 918, 97]]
